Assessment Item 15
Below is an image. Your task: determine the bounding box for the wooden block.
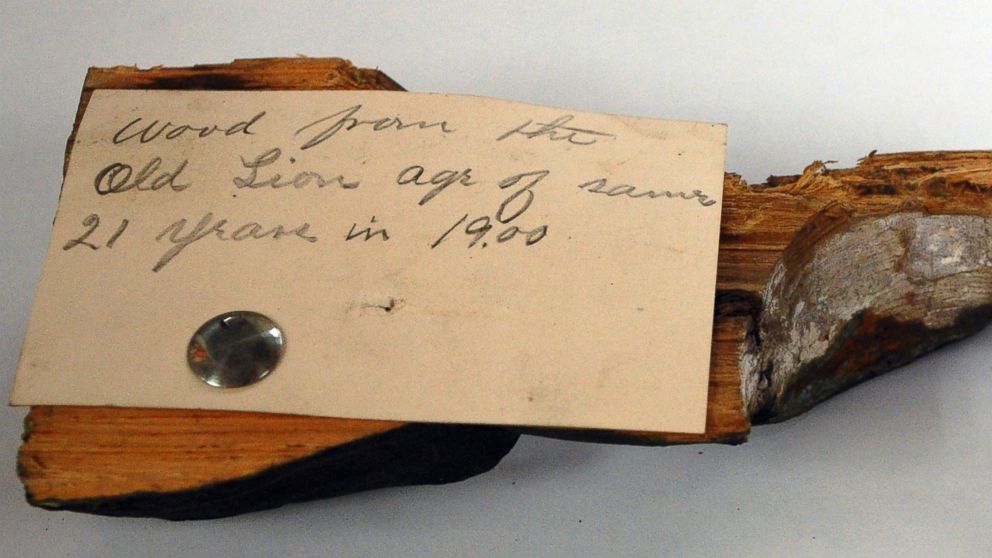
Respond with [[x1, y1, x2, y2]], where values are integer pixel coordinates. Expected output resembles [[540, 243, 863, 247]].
[[17, 58, 992, 519]]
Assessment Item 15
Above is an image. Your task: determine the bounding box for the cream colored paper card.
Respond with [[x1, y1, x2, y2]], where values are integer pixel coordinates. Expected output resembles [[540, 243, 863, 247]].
[[11, 90, 726, 433]]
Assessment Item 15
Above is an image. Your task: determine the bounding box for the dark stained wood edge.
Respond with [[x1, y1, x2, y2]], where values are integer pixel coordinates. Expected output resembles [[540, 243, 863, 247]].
[[24, 422, 519, 520]]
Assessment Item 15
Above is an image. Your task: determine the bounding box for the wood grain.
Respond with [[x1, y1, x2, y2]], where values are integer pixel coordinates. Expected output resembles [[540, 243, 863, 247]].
[[17, 58, 992, 519], [21, 407, 402, 501]]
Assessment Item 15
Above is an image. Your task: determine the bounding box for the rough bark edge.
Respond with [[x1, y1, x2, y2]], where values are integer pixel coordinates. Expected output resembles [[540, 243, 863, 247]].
[[740, 165, 992, 422]]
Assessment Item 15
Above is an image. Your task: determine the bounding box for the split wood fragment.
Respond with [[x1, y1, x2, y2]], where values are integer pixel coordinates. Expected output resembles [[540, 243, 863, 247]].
[[17, 58, 992, 519]]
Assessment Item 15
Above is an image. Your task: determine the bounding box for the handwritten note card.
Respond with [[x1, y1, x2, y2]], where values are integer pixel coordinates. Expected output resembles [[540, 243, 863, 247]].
[[11, 90, 726, 433]]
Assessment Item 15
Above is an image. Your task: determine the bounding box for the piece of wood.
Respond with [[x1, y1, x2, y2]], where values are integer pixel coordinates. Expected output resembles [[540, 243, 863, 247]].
[[17, 58, 992, 520], [19, 407, 518, 520]]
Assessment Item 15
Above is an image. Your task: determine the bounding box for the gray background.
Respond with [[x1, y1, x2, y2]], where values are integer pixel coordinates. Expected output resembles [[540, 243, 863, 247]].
[[1, 1, 990, 556]]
